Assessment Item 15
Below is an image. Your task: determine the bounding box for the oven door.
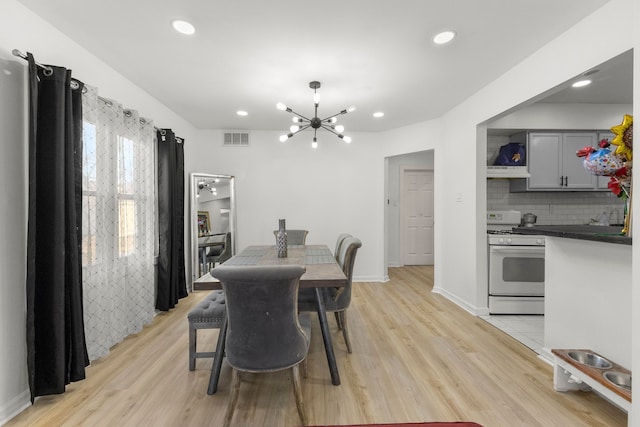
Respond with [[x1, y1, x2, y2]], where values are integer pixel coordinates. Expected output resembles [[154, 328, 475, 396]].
[[489, 245, 545, 296]]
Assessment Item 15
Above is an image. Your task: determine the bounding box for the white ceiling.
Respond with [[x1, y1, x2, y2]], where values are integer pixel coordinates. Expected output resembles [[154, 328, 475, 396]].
[[18, 0, 624, 134]]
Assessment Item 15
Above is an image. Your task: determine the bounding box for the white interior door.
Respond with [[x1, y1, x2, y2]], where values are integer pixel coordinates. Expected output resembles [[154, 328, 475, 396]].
[[402, 169, 434, 265]]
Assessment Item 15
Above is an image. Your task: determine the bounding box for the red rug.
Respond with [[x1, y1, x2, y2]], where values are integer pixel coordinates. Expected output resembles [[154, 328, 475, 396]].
[[308, 423, 483, 427]]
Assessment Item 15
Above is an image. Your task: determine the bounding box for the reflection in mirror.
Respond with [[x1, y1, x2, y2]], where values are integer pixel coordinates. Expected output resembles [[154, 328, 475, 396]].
[[190, 173, 236, 287]]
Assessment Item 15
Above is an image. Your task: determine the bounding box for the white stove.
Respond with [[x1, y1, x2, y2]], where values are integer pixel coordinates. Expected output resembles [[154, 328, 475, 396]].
[[487, 210, 545, 314]]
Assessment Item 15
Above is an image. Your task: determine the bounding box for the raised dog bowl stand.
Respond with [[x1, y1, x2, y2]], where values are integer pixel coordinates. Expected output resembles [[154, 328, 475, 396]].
[[552, 348, 631, 413]]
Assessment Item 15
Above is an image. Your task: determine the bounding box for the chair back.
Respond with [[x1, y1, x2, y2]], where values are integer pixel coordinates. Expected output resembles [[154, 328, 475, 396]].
[[206, 232, 232, 265], [334, 233, 352, 261], [210, 264, 308, 372], [334, 237, 362, 307], [217, 232, 232, 263], [273, 229, 309, 245]]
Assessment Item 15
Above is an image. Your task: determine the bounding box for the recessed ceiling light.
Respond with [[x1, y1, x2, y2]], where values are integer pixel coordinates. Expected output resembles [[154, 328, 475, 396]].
[[572, 79, 592, 88], [373, 112, 385, 118], [236, 110, 248, 116], [172, 20, 195, 35], [433, 30, 456, 45]]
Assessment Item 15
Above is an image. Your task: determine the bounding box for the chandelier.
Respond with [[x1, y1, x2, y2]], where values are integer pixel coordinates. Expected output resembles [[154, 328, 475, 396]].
[[277, 81, 353, 149], [197, 180, 217, 197]]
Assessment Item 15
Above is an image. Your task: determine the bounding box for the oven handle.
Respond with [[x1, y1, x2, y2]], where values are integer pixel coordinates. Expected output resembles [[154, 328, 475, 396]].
[[490, 245, 545, 255]]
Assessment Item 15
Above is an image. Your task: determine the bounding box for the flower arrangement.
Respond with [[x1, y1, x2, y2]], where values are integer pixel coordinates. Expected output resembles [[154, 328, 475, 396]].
[[576, 114, 633, 234]]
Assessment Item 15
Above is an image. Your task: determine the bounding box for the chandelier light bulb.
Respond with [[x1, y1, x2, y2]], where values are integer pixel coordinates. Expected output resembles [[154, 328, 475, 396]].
[[292, 116, 300, 123], [290, 125, 300, 133], [279, 134, 289, 142], [347, 106, 356, 113], [335, 125, 345, 133], [343, 136, 352, 143], [312, 140, 318, 149], [276, 102, 287, 111], [329, 117, 337, 124]]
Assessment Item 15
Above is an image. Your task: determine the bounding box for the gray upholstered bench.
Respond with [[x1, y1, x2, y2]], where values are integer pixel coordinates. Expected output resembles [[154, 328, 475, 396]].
[[188, 290, 226, 371]]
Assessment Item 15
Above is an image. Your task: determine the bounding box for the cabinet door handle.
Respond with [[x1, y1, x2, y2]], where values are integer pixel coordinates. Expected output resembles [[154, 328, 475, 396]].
[[564, 176, 568, 186], [560, 176, 564, 186]]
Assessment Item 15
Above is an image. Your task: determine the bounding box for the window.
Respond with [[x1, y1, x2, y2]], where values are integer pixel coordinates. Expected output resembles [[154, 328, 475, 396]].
[[117, 136, 137, 257]]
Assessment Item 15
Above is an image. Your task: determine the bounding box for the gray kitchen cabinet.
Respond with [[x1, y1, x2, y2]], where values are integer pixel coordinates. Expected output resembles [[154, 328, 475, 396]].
[[511, 132, 599, 191]]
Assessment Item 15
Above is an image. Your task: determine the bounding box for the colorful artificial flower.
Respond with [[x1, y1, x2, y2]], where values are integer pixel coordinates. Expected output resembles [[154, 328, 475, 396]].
[[610, 114, 633, 160], [607, 166, 631, 199]]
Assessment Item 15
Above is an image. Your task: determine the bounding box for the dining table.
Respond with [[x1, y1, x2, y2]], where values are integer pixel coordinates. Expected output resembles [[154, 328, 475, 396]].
[[194, 244, 347, 394]]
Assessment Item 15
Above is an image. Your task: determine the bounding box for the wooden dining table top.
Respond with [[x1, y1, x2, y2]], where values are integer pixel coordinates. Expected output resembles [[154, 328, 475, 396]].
[[194, 244, 347, 288]]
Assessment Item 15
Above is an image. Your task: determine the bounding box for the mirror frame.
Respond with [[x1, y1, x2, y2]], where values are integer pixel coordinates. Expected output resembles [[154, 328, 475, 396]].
[[190, 173, 236, 287]]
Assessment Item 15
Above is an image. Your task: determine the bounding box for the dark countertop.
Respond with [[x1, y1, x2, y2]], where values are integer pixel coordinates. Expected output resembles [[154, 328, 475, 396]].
[[513, 225, 631, 245]]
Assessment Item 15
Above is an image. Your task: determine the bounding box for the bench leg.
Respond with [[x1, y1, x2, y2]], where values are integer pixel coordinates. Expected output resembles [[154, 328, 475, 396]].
[[189, 325, 196, 371]]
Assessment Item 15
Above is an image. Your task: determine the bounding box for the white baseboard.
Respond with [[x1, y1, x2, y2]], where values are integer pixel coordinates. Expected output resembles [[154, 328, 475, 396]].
[[432, 286, 485, 316], [353, 275, 388, 283], [0, 389, 30, 426]]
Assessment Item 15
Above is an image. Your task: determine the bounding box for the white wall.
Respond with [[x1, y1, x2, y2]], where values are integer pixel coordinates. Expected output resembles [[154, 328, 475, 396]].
[[489, 102, 632, 130], [0, 0, 198, 422], [631, 1, 639, 425], [0, 49, 29, 424], [186, 129, 388, 284]]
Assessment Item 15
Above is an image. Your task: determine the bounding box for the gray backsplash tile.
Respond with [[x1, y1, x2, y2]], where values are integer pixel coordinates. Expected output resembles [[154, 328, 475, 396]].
[[487, 179, 625, 225]]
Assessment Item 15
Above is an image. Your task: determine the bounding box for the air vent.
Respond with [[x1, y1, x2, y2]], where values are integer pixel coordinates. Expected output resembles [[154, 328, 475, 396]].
[[223, 132, 250, 146]]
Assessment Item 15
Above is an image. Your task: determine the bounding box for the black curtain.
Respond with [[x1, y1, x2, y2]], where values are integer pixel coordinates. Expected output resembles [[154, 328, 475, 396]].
[[156, 129, 187, 310], [26, 53, 89, 402]]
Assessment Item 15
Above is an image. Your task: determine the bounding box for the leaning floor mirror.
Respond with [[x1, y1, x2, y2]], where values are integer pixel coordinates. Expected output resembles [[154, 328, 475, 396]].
[[190, 173, 236, 290]]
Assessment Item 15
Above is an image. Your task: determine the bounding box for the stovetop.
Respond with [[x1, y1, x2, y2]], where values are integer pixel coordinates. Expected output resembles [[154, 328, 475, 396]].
[[486, 210, 545, 245], [487, 229, 517, 235]]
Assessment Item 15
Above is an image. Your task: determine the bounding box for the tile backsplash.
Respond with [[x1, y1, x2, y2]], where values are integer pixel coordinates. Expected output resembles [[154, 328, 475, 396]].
[[487, 179, 625, 225]]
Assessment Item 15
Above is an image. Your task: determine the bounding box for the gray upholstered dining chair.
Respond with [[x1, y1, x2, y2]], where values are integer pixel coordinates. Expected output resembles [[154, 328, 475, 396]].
[[298, 236, 361, 353], [334, 233, 352, 261], [206, 232, 232, 268], [210, 264, 310, 427], [272, 229, 309, 245]]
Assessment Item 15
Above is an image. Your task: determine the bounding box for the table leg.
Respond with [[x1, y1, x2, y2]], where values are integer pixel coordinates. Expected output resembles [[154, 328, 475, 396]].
[[199, 248, 207, 276], [315, 287, 341, 385], [207, 315, 227, 395]]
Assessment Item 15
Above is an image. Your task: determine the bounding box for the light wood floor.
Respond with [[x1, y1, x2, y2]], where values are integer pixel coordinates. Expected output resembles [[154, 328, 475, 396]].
[[7, 266, 627, 426]]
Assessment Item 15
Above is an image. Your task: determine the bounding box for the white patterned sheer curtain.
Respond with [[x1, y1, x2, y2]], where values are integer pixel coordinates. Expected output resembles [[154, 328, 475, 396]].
[[81, 86, 157, 361]]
